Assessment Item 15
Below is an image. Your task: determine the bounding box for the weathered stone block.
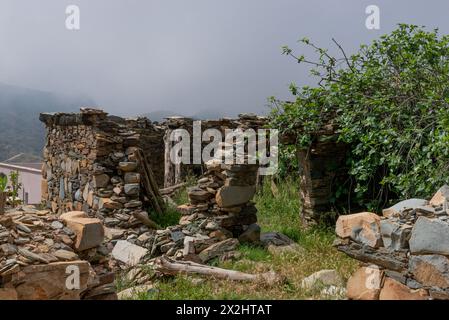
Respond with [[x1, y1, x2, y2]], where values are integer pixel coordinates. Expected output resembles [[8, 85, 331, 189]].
[[10, 261, 91, 300], [347, 266, 383, 300], [430, 185, 449, 207], [409, 217, 449, 255], [92, 174, 110, 188], [112, 240, 148, 266], [215, 185, 256, 208], [379, 277, 429, 300], [198, 238, 239, 263], [124, 183, 140, 196], [335, 212, 382, 248], [380, 219, 411, 250], [409, 255, 449, 288], [63, 215, 105, 252]]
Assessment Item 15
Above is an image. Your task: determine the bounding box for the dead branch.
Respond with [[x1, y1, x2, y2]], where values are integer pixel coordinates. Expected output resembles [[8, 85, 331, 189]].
[[154, 256, 282, 285]]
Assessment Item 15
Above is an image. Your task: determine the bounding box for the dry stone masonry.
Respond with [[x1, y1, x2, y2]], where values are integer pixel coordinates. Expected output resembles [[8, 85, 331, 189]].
[[335, 185, 449, 300], [39, 108, 165, 240], [163, 113, 268, 187], [0, 205, 116, 300], [111, 143, 261, 270]]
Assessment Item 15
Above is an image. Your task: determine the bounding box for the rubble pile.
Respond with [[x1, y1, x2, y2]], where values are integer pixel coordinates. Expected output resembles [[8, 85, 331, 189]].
[[163, 113, 267, 187], [335, 185, 449, 300], [111, 145, 261, 268], [0, 205, 116, 300]]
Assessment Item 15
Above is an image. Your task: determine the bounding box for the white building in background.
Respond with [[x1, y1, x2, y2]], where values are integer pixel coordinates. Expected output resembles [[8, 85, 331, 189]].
[[0, 162, 42, 204]]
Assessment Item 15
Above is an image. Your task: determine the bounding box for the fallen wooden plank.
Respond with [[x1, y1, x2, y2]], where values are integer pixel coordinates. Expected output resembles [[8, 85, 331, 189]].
[[154, 256, 282, 285], [159, 183, 186, 196]]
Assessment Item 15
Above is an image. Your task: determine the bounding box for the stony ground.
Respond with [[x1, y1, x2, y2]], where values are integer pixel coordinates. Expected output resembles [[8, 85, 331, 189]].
[[116, 177, 358, 300]]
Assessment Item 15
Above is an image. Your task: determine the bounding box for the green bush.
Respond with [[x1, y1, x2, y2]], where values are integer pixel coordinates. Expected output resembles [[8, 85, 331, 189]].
[[270, 24, 449, 211]]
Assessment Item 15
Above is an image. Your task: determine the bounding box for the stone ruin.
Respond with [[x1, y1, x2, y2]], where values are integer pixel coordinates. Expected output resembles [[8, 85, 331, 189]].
[[0, 206, 115, 300], [334, 185, 449, 300], [163, 114, 268, 187], [0, 107, 268, 300], [39, 108, 165, 232], [111, 154, 260, 269]]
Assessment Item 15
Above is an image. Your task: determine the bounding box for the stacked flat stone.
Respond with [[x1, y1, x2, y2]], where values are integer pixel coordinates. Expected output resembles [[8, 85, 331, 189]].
[[40, 108, 165, 242], [111, 148, 260, 267], [163, 113, 267, 187], [334, 185, 449, 300], [0, 205, 116, 300]]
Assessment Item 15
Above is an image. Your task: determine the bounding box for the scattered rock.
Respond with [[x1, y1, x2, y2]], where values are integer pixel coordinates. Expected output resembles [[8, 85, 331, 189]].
[[111, 240, 148, 266], [63, 215, 104, 252], [238, 223, 260, 244], [260, 232, 295, 247], [117, 284, 154, 300], [198, 238, 239, 263], [335, 212, 382, 248], [301, 269, 343, 290]]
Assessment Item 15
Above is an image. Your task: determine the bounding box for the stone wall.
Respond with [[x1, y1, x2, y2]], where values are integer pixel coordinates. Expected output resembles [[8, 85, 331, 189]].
[[162, 114, 268, 187], [39, 108, 165, 231], [297, 134, 348, 224]]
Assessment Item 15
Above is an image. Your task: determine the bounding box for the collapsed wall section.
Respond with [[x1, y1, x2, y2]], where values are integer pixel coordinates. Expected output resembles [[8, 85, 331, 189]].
[[163, 113, 268, 187]]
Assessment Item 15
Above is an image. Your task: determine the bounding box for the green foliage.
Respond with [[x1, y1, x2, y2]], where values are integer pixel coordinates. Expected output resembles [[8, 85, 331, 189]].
[[255, 176, 302, 240], [8, 171, 22, 207], [270, 24, 449, 211], [0, 174, 7, 192], [150, 205, 181, 228]]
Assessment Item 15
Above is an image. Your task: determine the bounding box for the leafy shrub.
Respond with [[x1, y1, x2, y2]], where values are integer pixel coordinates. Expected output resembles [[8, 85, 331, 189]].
[[270, 24, 449, 211]]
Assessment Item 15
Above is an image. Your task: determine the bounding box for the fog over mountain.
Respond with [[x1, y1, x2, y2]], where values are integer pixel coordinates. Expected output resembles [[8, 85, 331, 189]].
[[3, 1, 449, 158], [0, 83, 94, 161]]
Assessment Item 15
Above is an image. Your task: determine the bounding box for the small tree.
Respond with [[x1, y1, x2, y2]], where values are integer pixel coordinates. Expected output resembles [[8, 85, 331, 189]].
[[270, 24, 449, 212], [8, 171, 22, 208], [0, 174, 7, 214]]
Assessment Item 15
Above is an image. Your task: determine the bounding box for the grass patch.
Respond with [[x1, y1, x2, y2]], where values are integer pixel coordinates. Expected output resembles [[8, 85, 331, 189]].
[[254, 176, 302, 241], [119, 175, 358, 300], [150, 206, 181, 228]]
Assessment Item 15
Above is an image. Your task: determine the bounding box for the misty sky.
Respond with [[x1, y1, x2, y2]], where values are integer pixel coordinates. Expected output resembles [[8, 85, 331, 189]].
[[1, 0, 449, 117]]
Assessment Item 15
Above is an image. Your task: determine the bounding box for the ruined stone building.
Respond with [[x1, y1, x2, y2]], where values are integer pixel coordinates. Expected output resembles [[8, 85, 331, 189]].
[[39, 108, 165, 229], [39, 107, 346, 225]]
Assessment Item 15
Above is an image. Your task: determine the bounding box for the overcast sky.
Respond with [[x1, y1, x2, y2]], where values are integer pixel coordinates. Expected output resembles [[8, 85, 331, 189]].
[[1, 0, 449, 117]]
